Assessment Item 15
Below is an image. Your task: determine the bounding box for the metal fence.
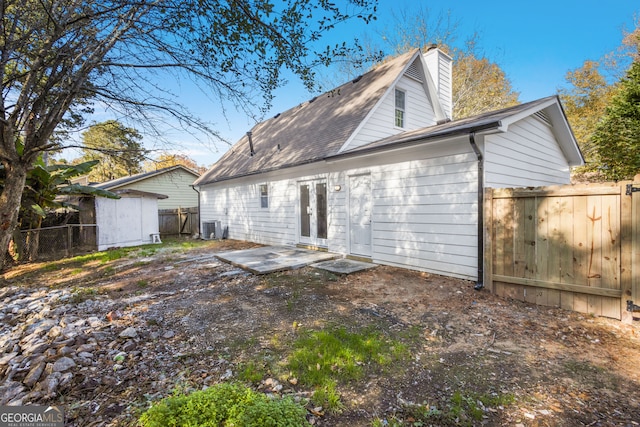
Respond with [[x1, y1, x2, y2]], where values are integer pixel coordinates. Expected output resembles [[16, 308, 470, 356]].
[[12, 224, 98, 262]]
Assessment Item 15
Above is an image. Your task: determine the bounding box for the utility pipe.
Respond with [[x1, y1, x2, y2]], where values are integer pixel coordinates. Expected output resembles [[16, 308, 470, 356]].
[[468, 132, 484, 290], [191, 185, 201, 238]]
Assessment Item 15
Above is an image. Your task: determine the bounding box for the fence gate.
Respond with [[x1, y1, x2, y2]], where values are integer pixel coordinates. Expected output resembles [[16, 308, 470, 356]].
[[485, 177, 640, 322], [158, 207, 199, 236], [630, 180, 640, 318]]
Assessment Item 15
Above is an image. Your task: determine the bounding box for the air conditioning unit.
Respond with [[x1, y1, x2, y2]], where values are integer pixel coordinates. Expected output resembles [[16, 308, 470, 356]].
[[202, 220, 222, 240]]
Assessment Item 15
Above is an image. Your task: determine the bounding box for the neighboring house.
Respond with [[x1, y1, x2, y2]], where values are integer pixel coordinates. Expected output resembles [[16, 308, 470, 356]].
[[93, 165, 200, 210], [79, 189, 167, 251], [193, 47, 584, 283]]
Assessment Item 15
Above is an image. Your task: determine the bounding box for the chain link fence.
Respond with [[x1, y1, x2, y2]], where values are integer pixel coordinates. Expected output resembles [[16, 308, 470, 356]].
[[11, 225, 98, 262]]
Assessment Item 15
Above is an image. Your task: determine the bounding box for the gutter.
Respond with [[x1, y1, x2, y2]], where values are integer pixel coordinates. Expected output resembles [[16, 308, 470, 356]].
[[196, 122, 504, 187], [191, 185, 201, 237], [468, 132, 484, 290]]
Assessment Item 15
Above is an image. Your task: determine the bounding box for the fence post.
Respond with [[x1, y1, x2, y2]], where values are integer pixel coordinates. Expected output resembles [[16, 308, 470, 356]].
[[484, 188, 494, 293], [66, 225, 72, 258], [631, 175, 640, 321]]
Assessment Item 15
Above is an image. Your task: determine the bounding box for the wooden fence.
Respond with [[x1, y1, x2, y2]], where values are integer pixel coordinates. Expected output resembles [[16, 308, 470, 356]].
[[484, 178, 640, 322], [158, 207, 199, 236]]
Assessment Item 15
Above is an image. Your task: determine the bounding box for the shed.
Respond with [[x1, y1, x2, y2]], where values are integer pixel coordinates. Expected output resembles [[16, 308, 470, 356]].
[[80, 189, 167, 251]]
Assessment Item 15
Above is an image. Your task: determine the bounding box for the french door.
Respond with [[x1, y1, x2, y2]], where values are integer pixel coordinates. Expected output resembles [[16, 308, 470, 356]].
[[299, 180, 328, 247]]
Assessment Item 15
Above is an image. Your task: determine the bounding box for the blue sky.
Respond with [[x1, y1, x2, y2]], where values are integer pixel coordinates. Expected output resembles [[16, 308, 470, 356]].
[[77, 0, 640, 168]]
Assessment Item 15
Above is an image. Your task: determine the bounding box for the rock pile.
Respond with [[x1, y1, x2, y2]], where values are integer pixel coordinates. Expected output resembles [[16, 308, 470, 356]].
[[0, 286, 141, 406]]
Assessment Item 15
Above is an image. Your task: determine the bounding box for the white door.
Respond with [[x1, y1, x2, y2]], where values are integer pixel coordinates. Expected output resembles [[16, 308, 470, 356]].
[[299, 180, 328, 247], [349, 174, 372, 257]]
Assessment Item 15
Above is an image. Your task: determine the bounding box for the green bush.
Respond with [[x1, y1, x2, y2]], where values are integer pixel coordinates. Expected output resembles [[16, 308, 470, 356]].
[[139, 383, 309, 427]]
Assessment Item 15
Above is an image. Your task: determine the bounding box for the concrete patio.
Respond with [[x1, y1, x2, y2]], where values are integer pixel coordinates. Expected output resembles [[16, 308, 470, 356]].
[[215, 245, 376, 275]]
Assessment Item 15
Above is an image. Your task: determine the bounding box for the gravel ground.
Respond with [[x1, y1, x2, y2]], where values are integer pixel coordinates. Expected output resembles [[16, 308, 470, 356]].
[[1, 239, 639, 426]]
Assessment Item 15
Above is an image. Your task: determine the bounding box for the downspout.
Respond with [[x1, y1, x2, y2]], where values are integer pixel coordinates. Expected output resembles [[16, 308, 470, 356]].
[[191, 185, 201, 238], [468, 132, 484, 290]]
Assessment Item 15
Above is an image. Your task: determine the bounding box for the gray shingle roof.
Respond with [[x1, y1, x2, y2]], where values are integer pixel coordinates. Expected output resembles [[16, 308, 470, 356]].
[[194, 50, 420, 186], [195, 56, 582, 187], [95, 165, 199, 190]]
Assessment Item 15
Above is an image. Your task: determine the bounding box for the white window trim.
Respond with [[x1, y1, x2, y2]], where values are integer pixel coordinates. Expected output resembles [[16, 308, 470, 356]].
[[259, 183, 269, 209], [394, 88, 406, 129]]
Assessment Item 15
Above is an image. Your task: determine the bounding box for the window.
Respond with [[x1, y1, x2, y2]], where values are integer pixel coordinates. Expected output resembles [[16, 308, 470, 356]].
[[259, 184, 269, 208], [395, 89, 405, 128]]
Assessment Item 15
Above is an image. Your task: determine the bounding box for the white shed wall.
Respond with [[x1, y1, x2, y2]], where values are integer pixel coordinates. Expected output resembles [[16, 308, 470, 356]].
[[95, 195, 160, 250], [484, 116, 572, 188]]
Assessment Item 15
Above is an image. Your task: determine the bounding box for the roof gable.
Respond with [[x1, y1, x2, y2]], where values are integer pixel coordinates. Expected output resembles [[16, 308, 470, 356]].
[[334, 96, 584, 167]]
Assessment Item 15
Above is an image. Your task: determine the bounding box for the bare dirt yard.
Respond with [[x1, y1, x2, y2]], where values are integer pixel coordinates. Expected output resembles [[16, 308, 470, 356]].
[[1, 239, 640, 426]]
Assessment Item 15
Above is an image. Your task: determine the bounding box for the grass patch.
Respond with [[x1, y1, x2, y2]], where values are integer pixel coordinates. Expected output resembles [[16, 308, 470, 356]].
[[287, 325, 407, 385], [237, 361, 268, 384], [139, 383, 309, 427], [280, 325, 407, 413], [71, 248, 129, 265], [42, 263, 60, 271]]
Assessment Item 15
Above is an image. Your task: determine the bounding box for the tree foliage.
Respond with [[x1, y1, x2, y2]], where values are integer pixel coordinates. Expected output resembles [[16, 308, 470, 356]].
[[78, 120, 147, 182], [559, 61, 615, 168], [591, 60, 640, 181], [332, 6, 519, 119], [560, 20, 639, 182], [0, 0, 377, 269], [450, 40, 520, 119], [145, 153, 207, 174]]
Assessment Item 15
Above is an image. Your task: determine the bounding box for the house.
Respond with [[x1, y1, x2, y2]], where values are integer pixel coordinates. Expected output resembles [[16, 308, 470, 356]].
[[79, 189, 167, 251], [193, 47, 584, 283], [94, 165, 200, 210]]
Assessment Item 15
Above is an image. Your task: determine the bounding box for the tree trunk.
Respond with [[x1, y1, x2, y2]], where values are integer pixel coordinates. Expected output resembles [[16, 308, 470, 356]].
[[0, 162, 28, 271]]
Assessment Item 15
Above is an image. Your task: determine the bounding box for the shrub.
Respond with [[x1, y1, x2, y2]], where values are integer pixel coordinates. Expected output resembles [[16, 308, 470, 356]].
[[139, 383, 309, 427]]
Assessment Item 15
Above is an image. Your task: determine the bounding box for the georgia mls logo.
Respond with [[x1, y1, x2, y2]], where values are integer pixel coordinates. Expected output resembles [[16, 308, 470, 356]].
[[0, 406, 64, 427]]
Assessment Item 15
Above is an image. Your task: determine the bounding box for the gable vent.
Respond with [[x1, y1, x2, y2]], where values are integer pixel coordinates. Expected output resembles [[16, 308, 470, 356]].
[[404, 61, 422, 82], [534, 111, 552, 126]]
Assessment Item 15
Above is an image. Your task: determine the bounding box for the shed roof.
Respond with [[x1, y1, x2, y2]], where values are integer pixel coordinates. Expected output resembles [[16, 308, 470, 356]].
[[111, 189, 168, 199], [95, 165, 200, 190]]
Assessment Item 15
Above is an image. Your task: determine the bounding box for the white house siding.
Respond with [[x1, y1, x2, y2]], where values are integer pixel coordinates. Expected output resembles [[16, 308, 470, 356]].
[[346, 74, 437, 150], [117, 169, 199, 209], [199, 165, 335, 246], [361, 140, 479, 279], [200, 138, 480, 280], [95, 195, 160, 250], [484, 116, 571, 188]]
